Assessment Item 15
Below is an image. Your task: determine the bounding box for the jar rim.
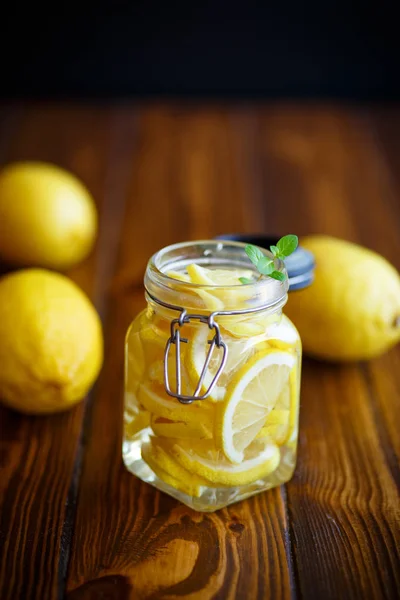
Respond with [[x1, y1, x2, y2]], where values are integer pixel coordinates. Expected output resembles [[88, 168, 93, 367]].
[[149, 239, 285, 286], [145, 240, 288, 312]]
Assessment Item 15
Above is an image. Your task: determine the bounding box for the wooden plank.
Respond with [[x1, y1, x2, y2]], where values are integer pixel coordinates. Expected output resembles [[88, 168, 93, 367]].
[[66, 106, 294, 600], [365, 107, 400, 485], [2, 103, 398, 599], [0, 105, 116, 600], [291, 360, 399, 599], [258, 105, 400, 599], [368, 106, 400, 197]]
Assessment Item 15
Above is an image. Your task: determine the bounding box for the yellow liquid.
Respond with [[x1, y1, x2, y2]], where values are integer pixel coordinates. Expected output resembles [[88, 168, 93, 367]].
[[123, 269, 301, 511]]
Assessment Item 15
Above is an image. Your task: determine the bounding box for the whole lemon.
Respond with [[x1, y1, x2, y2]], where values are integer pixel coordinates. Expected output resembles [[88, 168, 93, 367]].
[[0, 162, 97, 269], [0, 269, 103, 414], [284, 235, 400, 361]]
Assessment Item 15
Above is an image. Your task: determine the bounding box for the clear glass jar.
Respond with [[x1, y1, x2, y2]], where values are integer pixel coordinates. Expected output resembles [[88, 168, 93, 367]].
[[123, 240, 302, 511]]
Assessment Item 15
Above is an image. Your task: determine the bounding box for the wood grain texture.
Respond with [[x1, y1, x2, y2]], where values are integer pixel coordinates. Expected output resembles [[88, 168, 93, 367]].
[[65, 107, 294, 600], [0, 103, 399, 600], [258, 106, 400, 600], [0, 105, 114, 599]]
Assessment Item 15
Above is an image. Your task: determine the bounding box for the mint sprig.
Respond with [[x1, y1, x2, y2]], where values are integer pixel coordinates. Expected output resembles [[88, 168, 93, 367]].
[[244, 245, 264, 265], [239, 276, 254, 285], [274, 234, 298, 259], [241, 234, 298, 284]]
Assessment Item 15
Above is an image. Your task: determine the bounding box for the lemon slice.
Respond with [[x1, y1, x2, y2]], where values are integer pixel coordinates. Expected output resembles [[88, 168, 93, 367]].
[[266, 314, 301, 351], [148, 359, 194, 396], [138, 382, 214, 426], [185, 263, 251, 312], [124, 392, 151, 437], [171, 264, 222, 310], [142, 440, 208, 497], [255, 363, 298, 444], [186, 264, 254, 286], [125, 330, 145, 386], [139, 317, 168, 366], [275, 363, 299, 443], [124, 408, 151, 438], [166, 270, 191, 283], [144, 457, 202, 497], [169, 437, 280, 486], [256, 409, 289, 442], [185, 264, 277, 336], [138, 311, 195, 394], [220, 317, 270, 338], [216, 349, 296, 463], [186, 325, 266, 402], [151, 415, 212, 439]]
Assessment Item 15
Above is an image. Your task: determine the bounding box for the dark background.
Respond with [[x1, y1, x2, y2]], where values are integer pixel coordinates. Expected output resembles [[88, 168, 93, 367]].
[[1, 2, 399, 99]]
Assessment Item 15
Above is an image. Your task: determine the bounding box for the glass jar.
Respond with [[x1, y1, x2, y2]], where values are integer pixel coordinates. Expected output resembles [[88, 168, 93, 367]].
[[123, 240, 302, 512]]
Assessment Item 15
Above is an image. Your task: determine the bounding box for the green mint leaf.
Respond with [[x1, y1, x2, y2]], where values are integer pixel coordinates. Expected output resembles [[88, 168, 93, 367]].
[[257, 257, 274, 275], [269, 270, 286, 282], [276, 234, 298, 257], [239, 276, 253, 285], [270, 245, 280, 257], [245, 244, 265, 266]]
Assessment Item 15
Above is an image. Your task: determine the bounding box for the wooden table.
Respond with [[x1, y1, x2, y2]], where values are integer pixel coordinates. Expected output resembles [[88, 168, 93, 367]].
[[0, 103, 399, 600]]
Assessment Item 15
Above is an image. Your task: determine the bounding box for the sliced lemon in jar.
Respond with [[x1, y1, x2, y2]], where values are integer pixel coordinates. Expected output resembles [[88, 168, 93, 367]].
[[186, 264, 254, 286], [124, 392, 151, 438], [125, 330, 145, 385], [151, 414, 212, 439], [185, 264, 248, 313], [256, 363, 298, 444], [124, 408, 151, 438], [166, 270, 191, 283], [186, 264, 277, 336], [148, 359, 193, 396], [169, 437, 280, 486], [186, 325, 266, 402], [275, 363, 299, 443], [219, 316, 273, 338], [139, 312, 195, 393], [266, 314, 301, 351], [168, 267, 225, 311], [139, 318, 168, 366], [256, 409, 290, 443], [138, 382, 214, 426], [144, 457, 203, 497], [142, 439, 208, 497], [216, 349, 296, 463]]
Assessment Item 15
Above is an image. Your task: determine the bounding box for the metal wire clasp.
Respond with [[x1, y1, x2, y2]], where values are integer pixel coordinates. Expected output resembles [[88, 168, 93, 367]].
[[164, 310, 228, 404], [145, 286, 286, 406]]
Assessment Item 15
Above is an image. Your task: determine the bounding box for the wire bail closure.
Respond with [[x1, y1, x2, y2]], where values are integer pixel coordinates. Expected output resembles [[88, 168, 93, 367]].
[[164, 311, 228, 404], [145, 288, 286, 405]]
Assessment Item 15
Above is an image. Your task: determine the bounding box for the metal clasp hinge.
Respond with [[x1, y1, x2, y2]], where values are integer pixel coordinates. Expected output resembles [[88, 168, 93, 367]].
[[164, 312, 228, 404]]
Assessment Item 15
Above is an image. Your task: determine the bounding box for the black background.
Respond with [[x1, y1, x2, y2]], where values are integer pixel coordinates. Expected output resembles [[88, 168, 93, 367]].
[[1, 1, 399, 99]]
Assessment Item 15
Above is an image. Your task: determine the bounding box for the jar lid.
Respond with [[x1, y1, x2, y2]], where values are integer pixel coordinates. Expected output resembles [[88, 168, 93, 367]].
[[214, 234, 315, 291]]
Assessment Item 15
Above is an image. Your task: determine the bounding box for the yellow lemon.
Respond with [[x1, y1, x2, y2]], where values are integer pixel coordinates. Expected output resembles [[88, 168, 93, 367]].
[[0, 269, 103, 414], [0, 162, 97, 269], [284, 235, 400, 361]]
